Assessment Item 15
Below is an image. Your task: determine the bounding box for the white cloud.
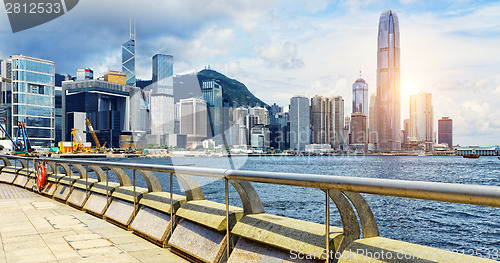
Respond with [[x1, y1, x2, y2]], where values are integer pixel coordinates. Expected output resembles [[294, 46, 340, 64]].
[[255, 41, 305, 69]]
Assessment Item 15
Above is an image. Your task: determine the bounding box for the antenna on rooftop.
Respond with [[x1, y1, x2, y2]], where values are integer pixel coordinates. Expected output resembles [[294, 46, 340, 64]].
[[129, 18, 135, 40]]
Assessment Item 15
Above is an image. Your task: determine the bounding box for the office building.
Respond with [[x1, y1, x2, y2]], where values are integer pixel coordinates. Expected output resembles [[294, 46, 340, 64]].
[[350, 113, 367, 145], [268, 103, 283, 116], [376, 10, 401, 151], [152, 54, 173, 95], [249, 106, 268, 125], [62, 79, 141, 147], [104, 71, 126, 85], [409, 91, 433, 143], [150, 54, 175, 136], [232, 107, 248, 125], [438, 117, 453, 147], [1, 55, 55, 146], [368, 94, 378, 145], [76, 68, 93, 81], [310, 96, 332, 145], [289, 96, 310, 151], [122, 26, 136, 87], [332, 96, 345, 150], [250, 125, 270, 149], [202, 80, 223, 140], [179, 97, 207, 148], [352, 76, 368, 114]]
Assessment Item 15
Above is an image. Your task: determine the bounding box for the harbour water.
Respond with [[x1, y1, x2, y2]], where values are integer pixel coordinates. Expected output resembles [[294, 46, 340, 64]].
[[100, 155, 500, 255]]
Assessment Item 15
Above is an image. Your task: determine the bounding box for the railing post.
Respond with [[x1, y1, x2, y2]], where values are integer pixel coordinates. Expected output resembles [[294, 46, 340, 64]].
[[106, 167, 109, 204], [170, 172, 173, 238], [225, 178, 230, 261], [325, 189, 330, 262], [133, 169, 136, 221], [85, 165, 89, 196]]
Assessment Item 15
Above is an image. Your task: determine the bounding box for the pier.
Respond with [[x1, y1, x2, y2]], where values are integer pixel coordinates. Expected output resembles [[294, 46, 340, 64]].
[[0, 155, 499, 262]]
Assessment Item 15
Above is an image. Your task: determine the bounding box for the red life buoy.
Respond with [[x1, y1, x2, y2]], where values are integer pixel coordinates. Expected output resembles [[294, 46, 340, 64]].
[[36, 164, 46, 189]]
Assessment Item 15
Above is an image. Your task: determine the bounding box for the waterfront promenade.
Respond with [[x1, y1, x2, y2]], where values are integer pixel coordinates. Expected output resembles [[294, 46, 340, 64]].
[[0, 184, 186, 263]]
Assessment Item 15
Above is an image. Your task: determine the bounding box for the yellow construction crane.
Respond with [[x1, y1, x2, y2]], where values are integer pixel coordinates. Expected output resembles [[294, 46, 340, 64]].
[[71, 128, 83, 153], [85, 118, 107, 153]]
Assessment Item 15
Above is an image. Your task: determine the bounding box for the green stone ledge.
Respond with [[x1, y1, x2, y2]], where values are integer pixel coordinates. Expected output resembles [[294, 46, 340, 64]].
[[90, 182, 121, 195], [111, 186, 148, 203], [72, 178, 98, 190], [338, 237, 498, 263], [138, 192, 186, 214], [175, 200, 244, 231], [231, 213, 344, 258]]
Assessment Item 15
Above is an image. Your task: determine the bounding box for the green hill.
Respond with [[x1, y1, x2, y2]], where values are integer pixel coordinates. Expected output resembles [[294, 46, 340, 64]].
[[197, 69, 267, 107]]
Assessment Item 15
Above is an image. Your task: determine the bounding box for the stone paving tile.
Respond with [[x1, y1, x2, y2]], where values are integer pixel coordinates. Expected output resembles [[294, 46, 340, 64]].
[[1, 184, 187, 263]]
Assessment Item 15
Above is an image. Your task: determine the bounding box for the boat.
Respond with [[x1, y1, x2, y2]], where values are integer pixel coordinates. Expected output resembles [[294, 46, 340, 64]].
[[463, 154, 480, 159]]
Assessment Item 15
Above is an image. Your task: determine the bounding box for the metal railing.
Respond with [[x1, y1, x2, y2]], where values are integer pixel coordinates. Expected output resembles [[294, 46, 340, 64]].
[[1, 154, 500, 262]]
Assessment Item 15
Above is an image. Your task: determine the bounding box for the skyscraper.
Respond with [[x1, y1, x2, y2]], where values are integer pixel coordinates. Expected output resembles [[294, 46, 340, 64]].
[[202, 80, 223, 139], [368, 93, 378, 145], [310, 96, 334, 145], [122, 23, 136, 87], [409, 91, 433, 143], [3, 55, 55, 146], [179, 97, 207, 148], [350, 113, 367, 145], [150, 54, 174, 135], [438, 117, 453, 147], [289, 96, 310, 151], [332, 96, 345, 150], [376, 10, 401, 151], [152, 54, 173, 95], [249, 106, 268, 125], [352, 76, 368, 114]]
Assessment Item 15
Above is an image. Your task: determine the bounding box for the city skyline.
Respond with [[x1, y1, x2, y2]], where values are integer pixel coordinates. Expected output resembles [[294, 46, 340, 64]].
[[0, 1, 499, 146]]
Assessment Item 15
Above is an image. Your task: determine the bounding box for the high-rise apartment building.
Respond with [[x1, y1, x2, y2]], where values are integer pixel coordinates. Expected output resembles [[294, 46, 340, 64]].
[[409, 91, 433, 143], [150, 54, 174, 136], [352, 77, 368, 114], [289, 96, 310, 151], [438, 117, 453, 147], [376, 10, 401, 151], [122, 26, 136, 87], [1, 55, 55, 146]]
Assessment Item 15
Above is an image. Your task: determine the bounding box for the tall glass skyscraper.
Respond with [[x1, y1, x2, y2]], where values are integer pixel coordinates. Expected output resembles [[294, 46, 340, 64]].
[[150, 54, 174, 135], [202, 80, 223, 139], [376, 10, 401, 151], [289, 95, 310, 151], [9, 55, 55, 146], [122, 36, 136, 87], [352, 77, 368, 114], [152, 54, 173, 94]]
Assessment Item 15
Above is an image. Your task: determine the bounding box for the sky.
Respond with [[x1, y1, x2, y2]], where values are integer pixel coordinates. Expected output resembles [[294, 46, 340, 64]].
[[0, 0, 499, 146]]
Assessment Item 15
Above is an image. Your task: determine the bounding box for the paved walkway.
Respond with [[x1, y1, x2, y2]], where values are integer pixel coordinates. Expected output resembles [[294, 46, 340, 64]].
[[0, 184, 187, 263]]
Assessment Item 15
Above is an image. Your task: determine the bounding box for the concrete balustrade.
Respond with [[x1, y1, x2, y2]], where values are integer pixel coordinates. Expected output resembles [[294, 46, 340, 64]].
[[0, 155, 498, 263]]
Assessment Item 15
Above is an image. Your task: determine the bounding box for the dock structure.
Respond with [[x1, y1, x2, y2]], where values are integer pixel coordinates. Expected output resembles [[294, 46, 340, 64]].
[[0, 155, 499, 263]]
